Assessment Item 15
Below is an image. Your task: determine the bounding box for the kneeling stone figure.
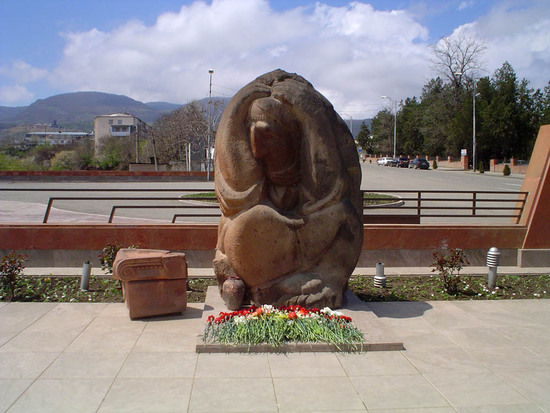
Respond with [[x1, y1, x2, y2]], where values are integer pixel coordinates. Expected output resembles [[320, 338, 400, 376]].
[[213, 69, 363, 310]]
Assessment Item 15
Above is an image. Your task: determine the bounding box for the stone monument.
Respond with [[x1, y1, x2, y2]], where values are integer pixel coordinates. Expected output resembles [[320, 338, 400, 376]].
[[213, 69, 363, 310]]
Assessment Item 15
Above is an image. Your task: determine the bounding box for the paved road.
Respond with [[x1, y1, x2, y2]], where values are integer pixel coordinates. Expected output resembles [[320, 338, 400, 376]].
[[0, 163, 525, 223]]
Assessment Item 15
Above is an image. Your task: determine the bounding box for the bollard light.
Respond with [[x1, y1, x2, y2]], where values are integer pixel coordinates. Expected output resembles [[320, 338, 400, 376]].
[[486, 247, 500, 289], [374, 262, 386, 288], [81, 261, 91, 291]]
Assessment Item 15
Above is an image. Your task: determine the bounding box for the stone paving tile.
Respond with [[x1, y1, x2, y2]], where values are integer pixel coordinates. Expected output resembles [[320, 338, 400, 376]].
[[195, 353, 270, 378], [268, 352, 347, 378], [468, 346, 550, 373], [497, 325, 550, 348], [0, 303, 56, 333], [189, 377, 277, 412], [0, 379, 33, 412], [458, 405, 546, 412], [439, 327, 518, 350], [64, 329, 142, 353], [8, 378, 113, 413], [0, 352, 59, 379], [336, 351, 419, 376], [425, 372, 532, 408], [398, 330, 461, 352], [0, 330, 81, 353], [41, 352, 128, 379], [132, 330, 197, 352], [369, 408, 455, 413], [98, 378, 193, 412], [118, 351, 197, 378], [274, 376, 365, 412], [350, 374, 450, 410], [496, 370, 550, 406], [402, 347, 493, 375]]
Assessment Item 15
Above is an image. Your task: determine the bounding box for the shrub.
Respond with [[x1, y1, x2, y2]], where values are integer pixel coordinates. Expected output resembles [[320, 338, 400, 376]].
[[432, 159, 438, 169], [0, 251, 28, 301], [503, 165, 511, 176], [98, 243, 139, 274], [50, 150, 80, 170], [478, 161, 485, 173], [430, 247, 469, 295]]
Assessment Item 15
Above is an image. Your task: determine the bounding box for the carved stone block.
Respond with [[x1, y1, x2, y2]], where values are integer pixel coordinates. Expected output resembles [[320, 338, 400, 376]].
[[113, 249, 187, 319]]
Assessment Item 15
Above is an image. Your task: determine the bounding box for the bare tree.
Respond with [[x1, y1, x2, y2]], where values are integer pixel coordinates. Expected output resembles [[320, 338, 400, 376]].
[[431, 32, 486, 89], [152, 101, 209, 168]]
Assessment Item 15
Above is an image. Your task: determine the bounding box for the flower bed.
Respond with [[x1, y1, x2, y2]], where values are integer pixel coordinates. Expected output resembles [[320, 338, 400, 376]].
[[203, 304, 364, 348]]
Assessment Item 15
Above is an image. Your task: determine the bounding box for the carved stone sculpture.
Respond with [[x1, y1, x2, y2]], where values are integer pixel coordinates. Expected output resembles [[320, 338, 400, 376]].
[[113, 249, 187, 319], [213, 69, 363, 309]]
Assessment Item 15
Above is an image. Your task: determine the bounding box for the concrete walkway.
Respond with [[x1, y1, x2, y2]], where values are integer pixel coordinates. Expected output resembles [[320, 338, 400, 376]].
[[1, 293, 549, 412]]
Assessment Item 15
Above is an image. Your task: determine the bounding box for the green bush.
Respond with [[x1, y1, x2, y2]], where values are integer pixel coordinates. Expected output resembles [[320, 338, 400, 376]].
[[0, 251, 28, 301], [432, 159, 438, 169], [478, 161, 485, 173], [503, 165, 511, 176], [50, 150, 80, 171]]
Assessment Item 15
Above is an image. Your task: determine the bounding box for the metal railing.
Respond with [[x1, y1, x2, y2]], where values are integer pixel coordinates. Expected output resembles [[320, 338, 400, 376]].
[[363, 190, 528, 223], [0, 188, 528, 224]]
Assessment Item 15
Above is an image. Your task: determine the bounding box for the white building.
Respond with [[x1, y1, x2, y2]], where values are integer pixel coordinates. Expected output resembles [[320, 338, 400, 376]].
[[94, 113, 149, 156]]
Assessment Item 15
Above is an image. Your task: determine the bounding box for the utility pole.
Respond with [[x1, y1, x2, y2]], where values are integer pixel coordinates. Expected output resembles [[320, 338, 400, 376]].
[[207, 69, 214, 181]]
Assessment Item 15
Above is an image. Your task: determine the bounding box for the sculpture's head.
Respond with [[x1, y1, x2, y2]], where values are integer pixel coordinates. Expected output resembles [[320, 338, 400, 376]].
[[247, 96, 301, 186]]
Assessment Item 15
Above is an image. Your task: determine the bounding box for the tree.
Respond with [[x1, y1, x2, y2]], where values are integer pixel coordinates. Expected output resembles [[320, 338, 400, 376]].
[[355, 121, 372, 154], [152, 101, 209, 168], [398, 97, 424, 155], [431, 32, 486, 90], [370, 109, 394, 155]]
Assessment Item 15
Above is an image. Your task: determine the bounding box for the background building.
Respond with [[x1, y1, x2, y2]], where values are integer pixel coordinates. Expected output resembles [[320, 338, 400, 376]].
[[94, 113, 149, 158]]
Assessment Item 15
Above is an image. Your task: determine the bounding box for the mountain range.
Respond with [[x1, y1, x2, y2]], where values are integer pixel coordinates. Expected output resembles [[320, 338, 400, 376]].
[[0, 91, 206, 127], [0, 91, 369, 137]]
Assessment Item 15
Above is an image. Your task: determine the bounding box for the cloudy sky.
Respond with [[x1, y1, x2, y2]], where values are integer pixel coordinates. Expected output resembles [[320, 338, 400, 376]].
[[0, 0, 549, 118]]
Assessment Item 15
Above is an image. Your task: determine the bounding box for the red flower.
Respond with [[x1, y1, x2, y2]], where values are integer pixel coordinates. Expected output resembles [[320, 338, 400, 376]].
[[288, 311, 297, 320]]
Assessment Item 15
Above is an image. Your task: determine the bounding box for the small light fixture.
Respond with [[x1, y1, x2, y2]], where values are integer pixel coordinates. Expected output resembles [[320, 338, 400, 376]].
[[374, 262, 386, 288], [81, 261, 91, 291], [486, 247, 500, 289]]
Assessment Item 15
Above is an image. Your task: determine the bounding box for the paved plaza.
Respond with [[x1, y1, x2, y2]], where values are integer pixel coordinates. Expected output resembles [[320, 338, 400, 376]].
[[1, 292, 549, 412]]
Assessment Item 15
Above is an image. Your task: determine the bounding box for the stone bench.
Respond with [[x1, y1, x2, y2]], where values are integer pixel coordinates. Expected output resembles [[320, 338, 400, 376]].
[[113, 249, 187, 319]]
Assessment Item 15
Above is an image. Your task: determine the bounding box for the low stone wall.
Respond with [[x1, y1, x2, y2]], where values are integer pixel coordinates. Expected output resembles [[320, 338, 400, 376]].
[[0, 170, 213, 181], [0, 223, 529, 267]]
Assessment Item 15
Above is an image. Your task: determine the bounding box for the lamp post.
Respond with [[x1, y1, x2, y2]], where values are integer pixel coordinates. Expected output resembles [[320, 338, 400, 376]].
[[207, 69, 214, 181], [381, 96, 397, 158], [455, 72, 478, 172], [472, 78, 478, 173]]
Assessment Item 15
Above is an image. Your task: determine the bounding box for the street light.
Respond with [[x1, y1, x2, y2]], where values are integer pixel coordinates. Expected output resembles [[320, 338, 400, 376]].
[[455, 72, 479, 172], [207, 69, 214, 181], [381, 96, 397, 158]]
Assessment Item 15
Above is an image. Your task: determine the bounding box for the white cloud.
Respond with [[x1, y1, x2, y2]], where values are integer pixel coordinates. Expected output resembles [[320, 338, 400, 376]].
[[0, 60, 48, 83], [448, 1, 550, 89], [0, 84, 34, 105], [50, 0, 431, 118], [43, 0, 550, 118]]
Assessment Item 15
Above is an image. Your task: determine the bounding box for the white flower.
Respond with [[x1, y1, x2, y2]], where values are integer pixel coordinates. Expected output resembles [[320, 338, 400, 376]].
[[233, 316, 247, 324]]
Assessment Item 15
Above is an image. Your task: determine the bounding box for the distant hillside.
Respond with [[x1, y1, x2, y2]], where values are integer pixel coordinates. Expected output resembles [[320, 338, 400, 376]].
[[0, 106, 25, 123], [0, 92, 370, 138], [145, 101, 182, 111], [0, 92, 165, 125]]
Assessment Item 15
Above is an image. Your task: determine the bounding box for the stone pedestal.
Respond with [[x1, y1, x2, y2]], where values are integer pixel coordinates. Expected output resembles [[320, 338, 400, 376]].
[[113, 249, 187, 319]]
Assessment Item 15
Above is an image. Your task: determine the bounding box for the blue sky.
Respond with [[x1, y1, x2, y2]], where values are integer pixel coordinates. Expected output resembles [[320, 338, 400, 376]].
[[1, 0, 549, 118]]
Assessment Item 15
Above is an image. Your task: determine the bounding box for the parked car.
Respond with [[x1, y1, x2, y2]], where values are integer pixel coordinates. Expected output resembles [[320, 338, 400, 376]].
[[396, 157, 409, 168], [409, 158, 430, 169], [377, 157, 395, 166]]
